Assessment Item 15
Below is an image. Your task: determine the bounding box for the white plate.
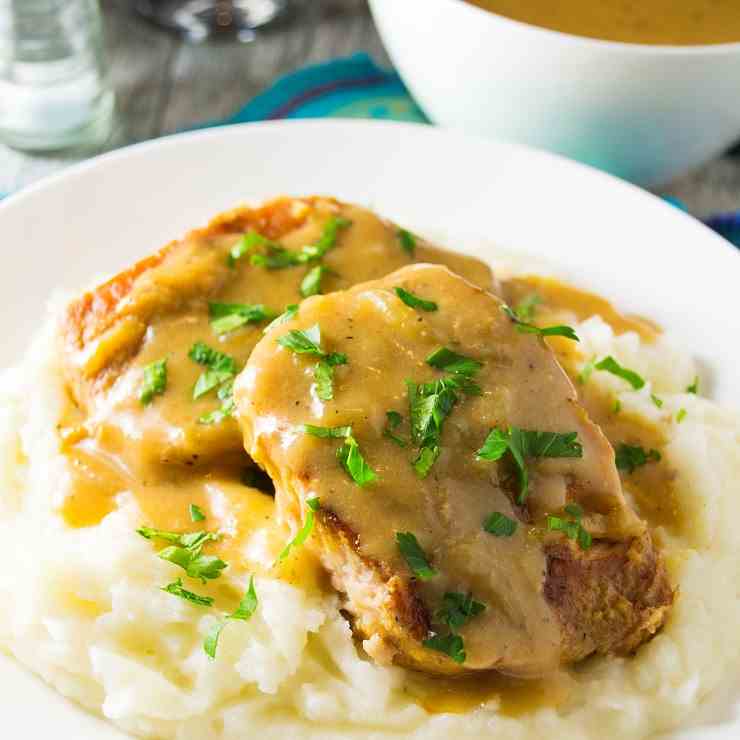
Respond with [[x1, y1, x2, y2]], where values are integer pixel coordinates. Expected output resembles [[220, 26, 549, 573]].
[[0, 120, 738, 739]]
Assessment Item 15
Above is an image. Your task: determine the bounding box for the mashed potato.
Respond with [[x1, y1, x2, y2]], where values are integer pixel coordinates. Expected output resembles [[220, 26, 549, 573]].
[[1, 280, 739, 740]]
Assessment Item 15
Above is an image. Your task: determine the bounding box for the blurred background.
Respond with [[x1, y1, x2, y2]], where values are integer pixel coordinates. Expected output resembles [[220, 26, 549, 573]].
[[1, 0, 739, 218]]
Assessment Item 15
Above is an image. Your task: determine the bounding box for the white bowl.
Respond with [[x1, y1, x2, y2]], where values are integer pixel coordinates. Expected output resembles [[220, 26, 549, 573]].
[[369, 0, 740, 186]]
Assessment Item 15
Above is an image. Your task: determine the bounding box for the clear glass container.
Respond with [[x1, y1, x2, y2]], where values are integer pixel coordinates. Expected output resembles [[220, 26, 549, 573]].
[[0, 0, 115, 152], [135, 0, 291, 43]]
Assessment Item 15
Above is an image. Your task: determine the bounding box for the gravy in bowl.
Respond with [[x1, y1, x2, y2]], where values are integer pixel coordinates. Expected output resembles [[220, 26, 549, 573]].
[[466, 0, 740, 45]]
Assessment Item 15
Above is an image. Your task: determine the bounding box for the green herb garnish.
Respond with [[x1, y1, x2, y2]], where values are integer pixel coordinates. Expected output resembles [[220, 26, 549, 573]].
[[161, 578, 213, 607], [383, 410, 407, 447], [578, 357, 596, 385], [209, 302, 276, 335], [514, 293, 542, 322], [613, 399, 622, 414], [547, 503, 592, 550], [204, 575, 259, 659], [394, 287, 437, 312], [614, 443, 661, 473], [501, 305, 579, 342], [228, 231, 273, 267], [397, 228, 416, 256], [188, 342, 238, 401], [189, 504, 206, 522], [476, 427, 583, 503], [158, 546, 228, 583], [300, 265, 328, 298], [426, 347, 482, 376], [303, 424, 352, 439], [337, 435, 377, 486], [136, 526, 219, 548], [198, 379, 236, 425], [651, 394, 663, 409], [687, 376, 699, 394], [483, 511, 517, 537], [277, 497, 320, 561], [423, 633, 465, 664], [595, 356, 645, 390], [263, 304, 299, 334], [435, 592, 485, 633], [139, 358, 167, 406], [396, 531, 437, 580], [677, 408, 687, 423], [301, 216, 351, 261]]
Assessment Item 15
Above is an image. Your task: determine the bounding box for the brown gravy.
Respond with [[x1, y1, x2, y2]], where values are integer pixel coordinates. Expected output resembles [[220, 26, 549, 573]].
[[57, 259, 676, 713], [466, 0, 740, 46]]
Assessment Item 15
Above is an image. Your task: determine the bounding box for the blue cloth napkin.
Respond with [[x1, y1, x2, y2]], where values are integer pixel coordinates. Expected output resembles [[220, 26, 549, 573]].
[[3, 52, 739, 250]]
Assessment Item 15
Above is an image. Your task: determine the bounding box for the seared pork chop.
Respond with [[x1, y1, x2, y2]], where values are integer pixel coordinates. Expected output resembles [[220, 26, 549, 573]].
[[60, 197, 493, 478], [234, 263, 673, 676]]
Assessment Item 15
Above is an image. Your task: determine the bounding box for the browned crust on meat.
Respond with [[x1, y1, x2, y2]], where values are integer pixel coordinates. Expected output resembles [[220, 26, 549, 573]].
[[312, 507, 473, 676], [544, 531, 674, 663], [63, 195, 330, 354]]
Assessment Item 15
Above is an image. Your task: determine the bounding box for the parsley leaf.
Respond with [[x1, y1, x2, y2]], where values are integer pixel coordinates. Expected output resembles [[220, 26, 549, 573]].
[[547, 504, 592, 550], [397, 228, 416, 256], [300, 265, 328, 298], [687, 376, 699, 394], [423, 633, 465, 664], [263, 304, 299, 334], [337, 435, 377, 486], [614, 443, 661, 473], [209, 302, 276, 335], [277, 497, 320, 561], [188, 341, 237, 373], [314, 358, 337, 401], [514, 293, 542, 322], [301, 216, 351, 261], [394, 287, 437, 312], [426, 347, 482, 376], [158, 546, 228, 583], [383, 410, 407, 447], [484, 511, 517, 537], [435, 592, 486, 633], [476, 427, 583, 503], [676, 408, 687, 423], [651, 394, 663, 408], [161, 578, 213, 607], [501, 305, 579, 342], [139, 358, 167, 406], [189, 504, 206, 522], [594, 356, 645, 390], [193, 368, 234, 400], [204, 575, 259, 659], [303, 423, 352, 439], [228, 231, 272, 267], [396, 531, 437, 580], [136, 526, 219, 548]]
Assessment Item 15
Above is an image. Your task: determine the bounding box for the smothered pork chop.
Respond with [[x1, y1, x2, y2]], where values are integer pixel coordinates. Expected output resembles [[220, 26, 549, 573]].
[[235, 264, 673, 676], [59, 197, 492, 489]]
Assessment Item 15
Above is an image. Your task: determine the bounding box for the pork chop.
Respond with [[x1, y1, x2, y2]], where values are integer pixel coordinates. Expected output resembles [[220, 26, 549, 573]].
[[234, 263, 673, 676], [60, 197, 493, 478]]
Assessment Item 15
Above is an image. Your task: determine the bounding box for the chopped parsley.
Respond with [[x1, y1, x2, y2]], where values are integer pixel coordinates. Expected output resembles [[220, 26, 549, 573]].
[[677, 408, 687, 423], [209, 302, 276, 335], [476, 427, 583, 503], [578, 357, 596, 385], [435, 592, 485, 633], [188, 341, 237, 373], [204, 575, 259, 659], [394, 286, 437, 312], [158, 545, 228, 583], [501, 305, 579, 342], [426, 347, 482, 377], [136, 526, 219, 548], [198, 378, 236, 425], [397, 228, 416, 256], [337, 435, 377, 486], [300, 216, 351, 261], [614, 443, 661, 473], [250, 246, 302, 269], [300, 265, 328, 298], [139, 358, 167, 406], [303, 423, 352, 439], [277, 324, 347, 401], [547, 503, 592, 550], [263, 304, 299, 334], [514, 293, 542, 322], [687, 376, 699, 394], [396, 531, 437, 580], [188, 342, 238, 404], [423, 633, 465, 664], [651, 394, 664, 409], [484, 511, 517, 537], [228, 231, 273, 267], [161, 578, 213, 607], [383, 410, 407, 447], [594, 356, 645, 390], [277, 497, 320, 561], [189, 504, 206, 522], [613, 399, 622, 414]]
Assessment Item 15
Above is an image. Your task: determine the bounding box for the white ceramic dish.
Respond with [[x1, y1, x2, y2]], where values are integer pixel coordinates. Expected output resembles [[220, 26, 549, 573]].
[[369, 0, 740, 186], [0, 119, 738, 739]]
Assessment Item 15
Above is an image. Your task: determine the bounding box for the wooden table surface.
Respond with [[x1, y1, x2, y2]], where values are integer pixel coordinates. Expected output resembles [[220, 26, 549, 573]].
[[2, 0, 739, 219]]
